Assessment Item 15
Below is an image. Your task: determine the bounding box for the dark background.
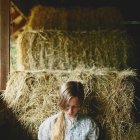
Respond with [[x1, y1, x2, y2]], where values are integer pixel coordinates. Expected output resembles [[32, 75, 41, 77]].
[[12, 0, 140, 20]]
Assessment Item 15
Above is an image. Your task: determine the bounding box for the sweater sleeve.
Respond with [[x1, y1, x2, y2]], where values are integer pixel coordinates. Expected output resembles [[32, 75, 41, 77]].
[[87, 119, 99, 140], [38, 118, 51, 140]]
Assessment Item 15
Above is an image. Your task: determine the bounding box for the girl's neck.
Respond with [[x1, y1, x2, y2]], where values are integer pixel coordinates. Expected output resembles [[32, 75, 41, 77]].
[[65, 113, 78, 122]]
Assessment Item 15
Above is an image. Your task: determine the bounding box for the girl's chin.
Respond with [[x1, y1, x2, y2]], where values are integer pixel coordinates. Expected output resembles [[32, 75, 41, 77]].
[[66, 114, 76, 118]]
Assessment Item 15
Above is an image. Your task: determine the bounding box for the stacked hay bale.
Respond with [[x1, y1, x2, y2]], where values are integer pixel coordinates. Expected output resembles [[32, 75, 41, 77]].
[[26, 5, 123, 31], [3, 5, 138, 140], [17, 5, 130, 70], [17, 29, 130, 70], [3, 69, 138, 139]]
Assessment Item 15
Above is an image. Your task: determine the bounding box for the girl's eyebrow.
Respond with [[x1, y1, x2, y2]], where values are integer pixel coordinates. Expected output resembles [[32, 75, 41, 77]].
[[67, 105, 79, 106]]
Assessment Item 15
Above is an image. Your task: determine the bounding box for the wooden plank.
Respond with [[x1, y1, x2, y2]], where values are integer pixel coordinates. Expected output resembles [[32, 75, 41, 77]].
[[11, 18, 26, 34], [0, 0, 10, 90], [11, 9, 20, 19]]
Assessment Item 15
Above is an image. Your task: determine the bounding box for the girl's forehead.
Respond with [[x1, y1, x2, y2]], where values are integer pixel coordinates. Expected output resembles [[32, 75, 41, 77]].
[[67, 97, 80, 105]]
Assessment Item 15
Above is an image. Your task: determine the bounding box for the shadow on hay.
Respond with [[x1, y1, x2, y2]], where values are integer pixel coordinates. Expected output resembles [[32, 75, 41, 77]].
[[133, 77, 140, 123], [0, 98, 107, 140], [82, 90, 111, 140], [0, 89, 108, 140], [0, 101, 33, 140]]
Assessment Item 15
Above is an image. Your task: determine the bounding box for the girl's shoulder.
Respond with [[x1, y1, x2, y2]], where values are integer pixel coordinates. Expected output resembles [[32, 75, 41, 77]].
[[77, 114, 93, 123], [78, 113, 92, 120], [77, 114, 98, 130], [40, 113, 59, 126]]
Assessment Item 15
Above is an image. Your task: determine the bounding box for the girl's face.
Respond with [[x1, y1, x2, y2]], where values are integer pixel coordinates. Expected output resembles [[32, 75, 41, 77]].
[[64, 97, 80, 118]]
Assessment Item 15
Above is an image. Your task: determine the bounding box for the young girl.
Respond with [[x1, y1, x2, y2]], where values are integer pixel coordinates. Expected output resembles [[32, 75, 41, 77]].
[[38, 81, 99, 140]]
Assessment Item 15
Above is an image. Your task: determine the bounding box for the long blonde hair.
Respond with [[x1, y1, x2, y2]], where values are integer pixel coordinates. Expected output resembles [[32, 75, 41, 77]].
[[51, 81, 84, 140]]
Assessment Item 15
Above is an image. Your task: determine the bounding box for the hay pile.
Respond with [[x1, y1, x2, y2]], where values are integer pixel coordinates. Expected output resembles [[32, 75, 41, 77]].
[[17, 29, 131, 70], [2, 68, 138, 140], [27, 5, 123, 30]]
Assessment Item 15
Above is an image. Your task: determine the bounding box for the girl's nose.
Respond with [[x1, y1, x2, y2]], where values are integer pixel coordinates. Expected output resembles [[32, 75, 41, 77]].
[[68, 107, 73, 114]]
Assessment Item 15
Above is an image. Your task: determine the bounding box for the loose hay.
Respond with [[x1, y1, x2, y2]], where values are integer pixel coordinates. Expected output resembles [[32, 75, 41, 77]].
[[17, 29, 131, 70], [2, 68, 137, 140], [27, 5, 123, 30]]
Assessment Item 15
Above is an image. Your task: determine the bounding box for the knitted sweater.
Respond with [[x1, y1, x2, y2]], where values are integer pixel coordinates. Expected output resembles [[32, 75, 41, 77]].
[[38, 113, 99, 140]]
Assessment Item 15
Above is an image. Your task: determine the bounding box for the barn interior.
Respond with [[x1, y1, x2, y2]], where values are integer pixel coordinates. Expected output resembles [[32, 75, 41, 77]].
[[0, 0, 140, 140]]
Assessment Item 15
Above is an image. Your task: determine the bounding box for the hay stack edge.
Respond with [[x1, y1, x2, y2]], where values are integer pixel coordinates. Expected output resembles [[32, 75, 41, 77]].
[[2, 5, 139, 140]]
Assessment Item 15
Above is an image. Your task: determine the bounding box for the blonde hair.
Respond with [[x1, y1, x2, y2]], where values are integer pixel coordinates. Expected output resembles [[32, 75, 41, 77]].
[[51, 81, 84, 140], [50, 112, 65, 140]]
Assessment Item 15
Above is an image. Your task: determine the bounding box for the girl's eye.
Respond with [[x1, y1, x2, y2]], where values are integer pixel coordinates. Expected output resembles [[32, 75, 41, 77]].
[[66, 105, 80, 109]]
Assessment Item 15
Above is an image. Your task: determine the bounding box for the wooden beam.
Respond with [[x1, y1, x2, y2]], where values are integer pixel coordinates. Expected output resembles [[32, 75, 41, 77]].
[[11, 18, 26, 34], [0, 0, 10, 90], [11, 8, 20, 19]]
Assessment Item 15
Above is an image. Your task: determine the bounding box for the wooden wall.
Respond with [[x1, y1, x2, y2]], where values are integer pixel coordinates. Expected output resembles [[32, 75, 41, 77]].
[[0, 0, 10, 90]]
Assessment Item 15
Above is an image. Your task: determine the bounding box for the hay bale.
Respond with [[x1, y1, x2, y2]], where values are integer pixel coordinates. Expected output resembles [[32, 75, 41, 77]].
[[2, 68, 137, 140], [27, 5, 123, 30], [27, 5, 67, 30], [17, 29, 131, 70]]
